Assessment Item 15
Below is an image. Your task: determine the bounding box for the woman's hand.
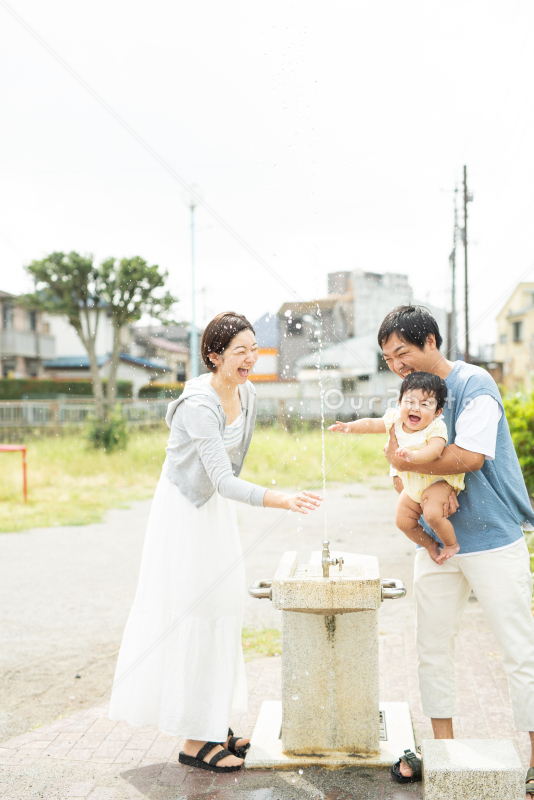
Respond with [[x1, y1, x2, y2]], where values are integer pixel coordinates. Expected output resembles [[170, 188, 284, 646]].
[[395, 447, 414, 462], [328, 421, 350, 434], [263, 489, 322, 514]]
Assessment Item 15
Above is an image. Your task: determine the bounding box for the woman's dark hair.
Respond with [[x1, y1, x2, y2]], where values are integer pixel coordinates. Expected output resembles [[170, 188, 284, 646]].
[[378, 305, 443, 351], [399, 372, 447, 411], [201, 312, 255, 373]]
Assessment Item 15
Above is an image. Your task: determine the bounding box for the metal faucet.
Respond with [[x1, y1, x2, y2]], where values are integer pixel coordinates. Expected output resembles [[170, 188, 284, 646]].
[[321, 539, 344, 578]]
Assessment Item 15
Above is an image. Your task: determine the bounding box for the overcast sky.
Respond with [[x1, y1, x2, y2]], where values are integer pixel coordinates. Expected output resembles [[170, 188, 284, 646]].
[[1, 0, 533, 352]]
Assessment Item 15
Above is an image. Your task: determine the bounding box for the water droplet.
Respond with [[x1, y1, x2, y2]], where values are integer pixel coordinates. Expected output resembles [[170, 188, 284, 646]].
[[305, 670, 309, 676], [299, 769, 303, 774], [292, 694, 299, 701], [292, 675, 296, 680]]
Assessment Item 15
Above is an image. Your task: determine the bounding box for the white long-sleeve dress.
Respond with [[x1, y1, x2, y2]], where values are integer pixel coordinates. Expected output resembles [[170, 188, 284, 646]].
[[109, 413, 248, 741]]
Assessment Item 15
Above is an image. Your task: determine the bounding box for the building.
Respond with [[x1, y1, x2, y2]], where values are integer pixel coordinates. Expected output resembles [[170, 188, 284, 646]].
[[494, 282, 534, 391], [130, 323, 204, 379], [277, 297, 350, 380], [328, 269, 413, 338], [251, 312, 280, 382], [43, 353, 171, 396], [296, 332, 400, 418], [0, 290, 55, 378]]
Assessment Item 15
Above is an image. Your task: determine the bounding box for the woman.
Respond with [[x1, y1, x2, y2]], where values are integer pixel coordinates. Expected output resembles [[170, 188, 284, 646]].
[[109, 312, 321, 773]]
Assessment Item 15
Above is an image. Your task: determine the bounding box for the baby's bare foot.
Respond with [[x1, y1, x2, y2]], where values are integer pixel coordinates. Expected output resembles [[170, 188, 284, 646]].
[[436, 543, 460, 565]]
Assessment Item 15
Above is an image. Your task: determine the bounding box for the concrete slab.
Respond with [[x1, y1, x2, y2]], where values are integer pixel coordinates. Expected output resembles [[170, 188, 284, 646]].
[[421, 739, 524, 800], [246, 699, 415, 769]]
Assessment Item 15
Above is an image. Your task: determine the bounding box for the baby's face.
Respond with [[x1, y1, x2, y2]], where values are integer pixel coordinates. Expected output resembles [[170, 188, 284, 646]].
[[399, 389, 441, 431]]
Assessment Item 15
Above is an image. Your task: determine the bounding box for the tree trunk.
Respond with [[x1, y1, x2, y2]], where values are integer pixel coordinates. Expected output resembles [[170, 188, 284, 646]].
[[106, 316, 121, 410], [86, 337, 106, 421], [79, 308, 105, 422]]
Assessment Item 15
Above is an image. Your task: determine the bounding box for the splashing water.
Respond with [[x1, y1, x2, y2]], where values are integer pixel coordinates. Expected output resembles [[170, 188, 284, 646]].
[[316, 306, 327, 538]]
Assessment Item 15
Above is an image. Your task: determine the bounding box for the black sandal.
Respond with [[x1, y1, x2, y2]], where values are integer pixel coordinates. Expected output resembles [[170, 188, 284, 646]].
[[178, 741, 242, 773], [526, 766, 534, 795], [226, 727, 250, 759], [390, 749, 422, 784]]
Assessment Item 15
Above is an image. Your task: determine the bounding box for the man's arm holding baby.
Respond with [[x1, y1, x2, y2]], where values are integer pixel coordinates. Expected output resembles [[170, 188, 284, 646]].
[[395, 436, 446, 465], [385, 429, 484, 475], [329, 418, 386, 435]]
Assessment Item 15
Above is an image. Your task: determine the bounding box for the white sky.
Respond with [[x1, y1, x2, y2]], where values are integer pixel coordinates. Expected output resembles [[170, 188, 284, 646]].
[[1, 0, 533, 352]]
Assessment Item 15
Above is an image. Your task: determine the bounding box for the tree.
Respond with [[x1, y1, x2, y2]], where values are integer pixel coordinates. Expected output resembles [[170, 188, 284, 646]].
[[22, 251, 108, 420], [99, 256, 175, 407], [21, 251, 177, 423]]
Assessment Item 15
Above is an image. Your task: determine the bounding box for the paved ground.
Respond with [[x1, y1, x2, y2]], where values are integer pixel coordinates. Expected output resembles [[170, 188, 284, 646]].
[[0, 478, 531, 798]]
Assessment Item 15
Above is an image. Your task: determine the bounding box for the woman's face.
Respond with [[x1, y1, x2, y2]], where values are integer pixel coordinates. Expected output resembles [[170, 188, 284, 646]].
[[210, 329, 258, 384]]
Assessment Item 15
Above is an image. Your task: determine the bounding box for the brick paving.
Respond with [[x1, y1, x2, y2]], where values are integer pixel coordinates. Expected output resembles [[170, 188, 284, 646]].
[[1, 597, 531, 798]]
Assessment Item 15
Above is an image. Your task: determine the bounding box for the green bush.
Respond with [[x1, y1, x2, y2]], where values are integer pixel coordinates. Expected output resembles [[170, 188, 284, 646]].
[[0, 378, 133, 400], [85, 405, 129, 452], [503, 391, 534, 498], [139, 381, 184, 399]]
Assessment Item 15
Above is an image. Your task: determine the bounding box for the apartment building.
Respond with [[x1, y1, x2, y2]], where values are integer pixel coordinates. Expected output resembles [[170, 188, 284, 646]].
[[0, 290, 55, 378], [494, 282, 534, 391]]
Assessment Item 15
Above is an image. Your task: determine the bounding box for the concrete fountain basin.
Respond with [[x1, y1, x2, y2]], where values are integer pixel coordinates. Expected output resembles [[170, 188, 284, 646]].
[[271, 549, 382, 615]]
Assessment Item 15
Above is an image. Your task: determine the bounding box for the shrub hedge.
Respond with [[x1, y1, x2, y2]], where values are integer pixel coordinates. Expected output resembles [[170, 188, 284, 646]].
[[503, 391, 534, 499], [0, 378, 133, 400], [139, 381, 184, 399]]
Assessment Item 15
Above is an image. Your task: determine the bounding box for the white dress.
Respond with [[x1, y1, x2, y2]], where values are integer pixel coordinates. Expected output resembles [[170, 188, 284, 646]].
[[109, 413, 248, 741]]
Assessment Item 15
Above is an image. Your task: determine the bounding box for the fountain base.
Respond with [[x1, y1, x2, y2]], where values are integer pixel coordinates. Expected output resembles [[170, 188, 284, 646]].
[[246, 700, 414, 769]]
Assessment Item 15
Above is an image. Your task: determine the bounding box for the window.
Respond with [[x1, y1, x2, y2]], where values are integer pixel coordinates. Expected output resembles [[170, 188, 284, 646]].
[[512, 321, 523, 343], [342, 378, 357, 393], [27, 311, 37, 331], [2, 304, 14, 330], [500, 334, 507, 344], [287, 316, 304, 335]]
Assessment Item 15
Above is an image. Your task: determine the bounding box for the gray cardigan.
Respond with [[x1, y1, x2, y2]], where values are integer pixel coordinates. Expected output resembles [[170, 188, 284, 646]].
[[163, 373, 267, 508]]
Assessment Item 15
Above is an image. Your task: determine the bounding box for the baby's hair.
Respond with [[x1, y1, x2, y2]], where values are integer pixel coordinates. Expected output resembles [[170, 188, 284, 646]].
[[399, 372, 447, 411]]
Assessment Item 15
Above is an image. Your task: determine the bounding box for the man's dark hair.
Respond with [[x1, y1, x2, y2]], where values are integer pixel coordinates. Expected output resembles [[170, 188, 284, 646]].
[[378, 305, 443, 351], [399, 372, 447, 411], [201, 311, 255, 373]]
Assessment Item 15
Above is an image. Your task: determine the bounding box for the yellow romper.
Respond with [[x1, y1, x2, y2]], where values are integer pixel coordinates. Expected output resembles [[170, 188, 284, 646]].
[[383, 408, 465, 505]]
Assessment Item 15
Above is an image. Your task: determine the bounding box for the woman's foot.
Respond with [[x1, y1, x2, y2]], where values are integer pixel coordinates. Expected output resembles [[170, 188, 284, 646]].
[[225, 732, 250, 753], [183, 739, 243, 769]]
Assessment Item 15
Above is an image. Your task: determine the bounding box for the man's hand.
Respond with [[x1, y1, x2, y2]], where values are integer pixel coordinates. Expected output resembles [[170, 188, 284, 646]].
[[395, 446, 415, 462], [421, 487, 459, 518], [383, 429, 409, 471]]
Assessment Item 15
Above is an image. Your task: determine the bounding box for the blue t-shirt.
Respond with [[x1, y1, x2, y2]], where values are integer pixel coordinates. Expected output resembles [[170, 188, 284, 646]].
[[419, 361, 534, 554]]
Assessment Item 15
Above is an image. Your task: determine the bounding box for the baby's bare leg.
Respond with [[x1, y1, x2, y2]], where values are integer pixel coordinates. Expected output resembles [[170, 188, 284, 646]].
[[421, 481, 460, 564], [396, 490, 440, 559]]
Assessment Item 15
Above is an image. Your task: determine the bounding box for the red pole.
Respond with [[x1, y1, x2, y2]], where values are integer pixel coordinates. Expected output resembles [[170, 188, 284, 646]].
[[22, 447, 27, 502]]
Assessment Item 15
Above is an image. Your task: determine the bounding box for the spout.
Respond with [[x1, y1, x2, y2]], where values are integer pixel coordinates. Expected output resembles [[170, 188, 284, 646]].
[[248, 579, 272, 600], [381, 578, 407, 600]]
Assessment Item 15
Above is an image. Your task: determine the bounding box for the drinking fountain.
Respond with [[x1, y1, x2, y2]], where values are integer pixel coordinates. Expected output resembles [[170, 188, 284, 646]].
[[246, 539, 415, 769]]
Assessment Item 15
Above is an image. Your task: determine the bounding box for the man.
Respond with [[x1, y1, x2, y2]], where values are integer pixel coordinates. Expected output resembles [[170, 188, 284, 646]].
[[378, 305, 534, 793]]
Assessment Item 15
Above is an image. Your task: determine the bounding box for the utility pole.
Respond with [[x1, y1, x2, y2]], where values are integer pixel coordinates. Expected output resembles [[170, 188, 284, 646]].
[[462, 166, 473, 362], [182, 185, 203, 379], [449, 192, 458, 361]]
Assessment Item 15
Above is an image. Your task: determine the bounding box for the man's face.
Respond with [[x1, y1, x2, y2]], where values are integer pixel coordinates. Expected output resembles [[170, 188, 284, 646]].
[[381, 333, 435, 378]]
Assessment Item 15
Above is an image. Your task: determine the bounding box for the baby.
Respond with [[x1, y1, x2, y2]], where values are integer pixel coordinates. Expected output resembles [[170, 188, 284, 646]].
[[329, 372, 465, 565]]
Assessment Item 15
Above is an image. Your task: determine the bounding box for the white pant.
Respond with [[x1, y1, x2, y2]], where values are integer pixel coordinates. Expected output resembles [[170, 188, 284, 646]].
[[414, 538, 534, 730]]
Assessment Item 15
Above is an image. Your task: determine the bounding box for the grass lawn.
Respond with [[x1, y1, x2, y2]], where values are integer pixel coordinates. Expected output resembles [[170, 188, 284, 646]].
[[0, 425, 388, 533]]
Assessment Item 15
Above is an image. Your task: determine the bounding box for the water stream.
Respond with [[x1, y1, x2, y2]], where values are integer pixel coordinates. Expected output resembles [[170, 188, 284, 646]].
[[316, 307, 327, 539]]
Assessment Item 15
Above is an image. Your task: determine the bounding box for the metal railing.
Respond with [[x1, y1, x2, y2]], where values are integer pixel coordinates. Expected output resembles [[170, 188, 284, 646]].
[[0, 399, 169, 429]]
